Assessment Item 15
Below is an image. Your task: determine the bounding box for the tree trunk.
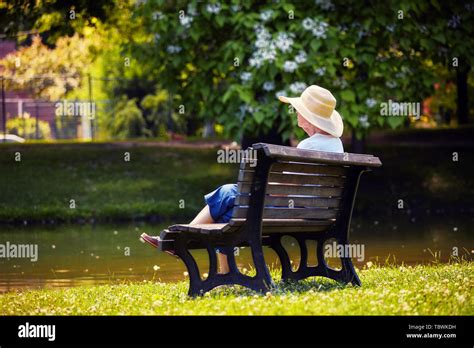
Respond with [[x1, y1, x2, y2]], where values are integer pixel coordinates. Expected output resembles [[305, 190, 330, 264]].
[[185, 115, 199, 136], [351, 128, 366, 153], [456, 64, 471, 125]]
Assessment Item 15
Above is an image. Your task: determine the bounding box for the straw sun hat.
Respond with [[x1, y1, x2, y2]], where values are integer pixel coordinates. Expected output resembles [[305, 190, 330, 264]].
[[278, 85, 344, 137]]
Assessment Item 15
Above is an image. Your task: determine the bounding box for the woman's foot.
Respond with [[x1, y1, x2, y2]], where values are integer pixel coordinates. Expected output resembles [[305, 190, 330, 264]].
[[140, 233, 160, 248], [139, 233, 177, 257]]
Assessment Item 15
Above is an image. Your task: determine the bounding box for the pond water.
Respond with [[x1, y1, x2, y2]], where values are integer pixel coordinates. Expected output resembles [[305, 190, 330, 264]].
[[1, 215, 472, 293]]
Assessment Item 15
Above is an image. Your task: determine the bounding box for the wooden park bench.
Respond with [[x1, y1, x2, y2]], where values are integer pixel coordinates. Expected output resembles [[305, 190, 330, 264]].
[[159, 143, 382, 296]]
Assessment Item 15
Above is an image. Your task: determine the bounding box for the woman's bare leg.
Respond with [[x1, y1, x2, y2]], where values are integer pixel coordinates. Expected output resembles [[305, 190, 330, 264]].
[[189, 205, 214, 224], [189, 205, 229, 274]]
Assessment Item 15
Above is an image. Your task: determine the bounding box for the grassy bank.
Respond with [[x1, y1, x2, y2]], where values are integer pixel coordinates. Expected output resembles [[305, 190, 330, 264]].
[[1, 262, 472, 315], [1, 138, 473, 223], [0, 143, 235, 223]]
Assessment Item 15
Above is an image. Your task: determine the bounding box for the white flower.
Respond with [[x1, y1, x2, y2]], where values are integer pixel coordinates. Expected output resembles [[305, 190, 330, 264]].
[[249, 56, 263, 68], [359, 114, 370, 128], [312, 21, 329, 39], [179, 15, 193, 28], [206, 3, 221, 14], [255, 38, 268, 48], [261, 47, 276, 62], [231, 4, 241, 12], [289, 82, 307, 94], [386, 80, 397, 89], [332, 78, 347, 88], [358, 30, 367, 40], [187, 4, 198, 17], [255, 27, 271, 41], [315, 0, 335, 11], [283, 60, 298, 72], [447, 15, 461, 28], [254, 24, 265, 35], [263, 81, 275, 91], [315, 67, 326, 76], [365, 98, 377, 108], [260, 9, 273, 22], [249, 49, 265, 68], [154, 33, 161, 42], [275, 90, 286, 98], [240, 72, 252, 82], [166, 45, 182, 54], [152, 11, 164, 20], [249, 27, 277, 67], [302, 18, 315, 30], [295, 50, 307, 64], [419, 25, 428, 34], [275, 32, 294, 53]]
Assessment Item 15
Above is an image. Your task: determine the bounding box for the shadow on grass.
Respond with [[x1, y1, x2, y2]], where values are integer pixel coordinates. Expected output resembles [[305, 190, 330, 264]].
[[194, 275, 349, 298]]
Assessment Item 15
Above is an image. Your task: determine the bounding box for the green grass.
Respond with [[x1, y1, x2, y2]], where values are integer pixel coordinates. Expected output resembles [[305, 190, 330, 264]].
[[0, 142, 236, 223], [1, 262, 472, 315]]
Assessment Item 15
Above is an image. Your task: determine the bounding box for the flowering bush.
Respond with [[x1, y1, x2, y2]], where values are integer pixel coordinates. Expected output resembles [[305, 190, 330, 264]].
[[7, 113, 51, 139], [131, 0, 472, 142]]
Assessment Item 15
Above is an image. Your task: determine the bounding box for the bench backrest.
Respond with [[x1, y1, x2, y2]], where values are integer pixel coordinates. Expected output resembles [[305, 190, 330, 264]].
[[229, 143, 382, 234]]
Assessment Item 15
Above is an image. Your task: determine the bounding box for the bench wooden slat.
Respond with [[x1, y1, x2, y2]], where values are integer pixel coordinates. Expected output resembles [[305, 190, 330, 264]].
[[268, 172, 345, 186], [238, 170, 346, 186], [237, 182, 343, 196], [235, 195, 341, 208], [233, 207, 338, 219], [272, 161, 348, 176], [229, 218, 334, 227], [239, 161, 349, 177], [253, 143, 382, 167]]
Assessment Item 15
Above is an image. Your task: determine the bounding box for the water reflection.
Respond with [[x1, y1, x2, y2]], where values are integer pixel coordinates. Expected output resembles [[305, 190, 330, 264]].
[[0, 216, 472, 293]]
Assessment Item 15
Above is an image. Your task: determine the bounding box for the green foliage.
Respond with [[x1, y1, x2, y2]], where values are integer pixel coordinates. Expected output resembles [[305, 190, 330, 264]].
[[140, 89, 170, 137], [107, 96, 147, 139], [0, 34, 95, 100], [2, 0, 473, 141], [0, 0, 115, 44], [122, 0, 473, 141], [6, 113, 51, 139]]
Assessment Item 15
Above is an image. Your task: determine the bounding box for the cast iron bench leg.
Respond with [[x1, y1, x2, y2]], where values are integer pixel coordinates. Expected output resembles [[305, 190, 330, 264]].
[[269, 233, 361, 286], [174, 233, 273, 296]]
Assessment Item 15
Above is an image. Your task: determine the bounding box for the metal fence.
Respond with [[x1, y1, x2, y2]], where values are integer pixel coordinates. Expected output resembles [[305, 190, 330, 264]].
[[0, 75, 111, 142]]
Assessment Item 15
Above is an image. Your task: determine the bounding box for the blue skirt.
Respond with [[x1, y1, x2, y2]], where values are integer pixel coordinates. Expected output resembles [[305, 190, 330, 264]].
[[204, 183, 238, 255]]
